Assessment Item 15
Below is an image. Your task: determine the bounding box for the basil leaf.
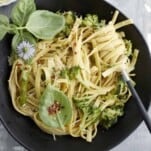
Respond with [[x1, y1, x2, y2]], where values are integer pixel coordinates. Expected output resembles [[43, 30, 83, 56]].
[[39, 85, 72, 128], [7, 24, 19, 34], [0, 14, 9, 25], [11, 0, 36, 26], [12, 32, 36, 51], [0, 14, 9, 40], [0, 25, 8, 40], [26, 10, 65, 39]]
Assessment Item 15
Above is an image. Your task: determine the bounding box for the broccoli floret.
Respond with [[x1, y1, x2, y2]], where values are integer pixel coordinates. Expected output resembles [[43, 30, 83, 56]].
[[74, 97, 102, 127], [83, 14, 99, 27], [58, 11, 76, 36], [64, 11, 75, 25], [83, 14, 106, 27], [100, 104, 124, 129]]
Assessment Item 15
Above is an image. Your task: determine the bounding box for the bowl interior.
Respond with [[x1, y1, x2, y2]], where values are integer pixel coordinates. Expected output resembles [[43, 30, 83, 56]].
[[0, 0, 151, 151]]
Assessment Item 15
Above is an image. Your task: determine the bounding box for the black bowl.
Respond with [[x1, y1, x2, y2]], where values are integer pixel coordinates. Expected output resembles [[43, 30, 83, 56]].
[[0, 0, 151, 151]]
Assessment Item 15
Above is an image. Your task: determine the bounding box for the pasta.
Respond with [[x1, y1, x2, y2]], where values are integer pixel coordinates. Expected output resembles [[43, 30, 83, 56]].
[[8, 11, 138, 142]]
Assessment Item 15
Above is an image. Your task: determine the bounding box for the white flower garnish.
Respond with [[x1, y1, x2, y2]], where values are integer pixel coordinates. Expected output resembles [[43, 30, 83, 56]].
[[17, 41, 35, 61]]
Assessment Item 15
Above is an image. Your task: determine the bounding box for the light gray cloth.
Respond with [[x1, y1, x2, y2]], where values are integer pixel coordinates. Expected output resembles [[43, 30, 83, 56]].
[[0, 0, 151, 150]]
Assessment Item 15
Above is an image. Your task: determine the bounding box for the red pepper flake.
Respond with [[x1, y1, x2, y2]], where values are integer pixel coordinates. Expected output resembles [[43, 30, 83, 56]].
[[51, 75, 55, 80], [37, 60, 44, 64], [24, 66, 29, 70], [73, 42, 76, 47], [74, 51, 77, 55], [47, 101, 61, 115], [16, 63, 22, 67]]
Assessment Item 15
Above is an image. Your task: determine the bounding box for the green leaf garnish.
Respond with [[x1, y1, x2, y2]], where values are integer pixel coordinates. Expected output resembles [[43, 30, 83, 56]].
[[26, 10, 65, 39], [60, 66, 81, 80], [11, 0, 36, 26], [0, 14, 9, 40], [0, 0, 66, 64], [39, 85, 72, 128]]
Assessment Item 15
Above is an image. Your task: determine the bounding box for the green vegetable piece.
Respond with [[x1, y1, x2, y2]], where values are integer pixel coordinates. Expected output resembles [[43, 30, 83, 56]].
[[100, 20, 106, 27], [60, 68, 69, 79], [11, 0, 36, 26], [39, 85, 72, 128], [19, 68, 30, 105], [60, 66, 81, 80], [0, 14, 9, 40], [69, 66, 81, 80], [60, 11, 75, 36], [64, 11, 75, 25], [101, 104, 124, 129], [125, 40, 132, 56], [26, 10, 65, 40], [83, 14, 99, 27], [74, 97, 101, 127]]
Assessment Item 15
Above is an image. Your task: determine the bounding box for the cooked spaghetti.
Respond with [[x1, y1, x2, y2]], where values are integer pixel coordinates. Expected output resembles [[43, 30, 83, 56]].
[[8, 11, 138, 142]]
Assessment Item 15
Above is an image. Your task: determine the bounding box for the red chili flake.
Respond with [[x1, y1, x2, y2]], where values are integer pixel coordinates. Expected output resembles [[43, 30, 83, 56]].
[[51, 75, 55, 80], [72, 42, 76, 48], [16, 63, 22, 67], [74, 51, 77, 55], [24, 66, 29, 70], [47, 101, 61, 115], [37, 60, 44, 64]]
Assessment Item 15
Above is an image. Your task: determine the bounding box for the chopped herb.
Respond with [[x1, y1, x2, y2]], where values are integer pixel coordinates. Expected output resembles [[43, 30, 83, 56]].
[[60, 66, 81, 80], [125, 40, 132, 56]]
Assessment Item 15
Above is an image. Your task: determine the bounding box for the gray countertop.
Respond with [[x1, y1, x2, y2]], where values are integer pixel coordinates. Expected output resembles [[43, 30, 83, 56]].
[[0, 0, 151, 151]]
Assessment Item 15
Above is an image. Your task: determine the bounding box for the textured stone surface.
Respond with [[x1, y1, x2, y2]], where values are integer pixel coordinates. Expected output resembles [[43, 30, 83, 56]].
[[0, 0, 151, 150]]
